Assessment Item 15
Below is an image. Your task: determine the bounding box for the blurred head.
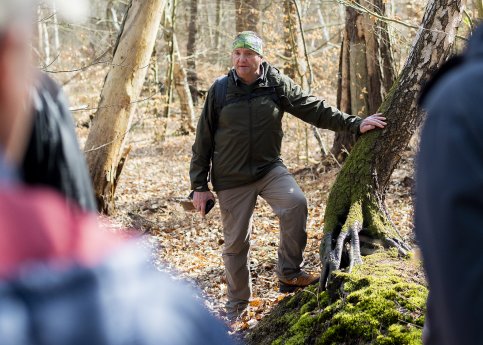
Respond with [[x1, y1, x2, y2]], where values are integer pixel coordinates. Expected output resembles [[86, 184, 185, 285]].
[[0, 1, 35, 166], [231, 31, 263, 83], [0, 0, 88, 166]]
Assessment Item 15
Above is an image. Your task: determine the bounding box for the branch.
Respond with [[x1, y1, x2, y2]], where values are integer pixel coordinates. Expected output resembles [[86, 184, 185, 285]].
[[71, 91, 161, 113], [44, 48, 112, 74], [336, 0, 468, 41]]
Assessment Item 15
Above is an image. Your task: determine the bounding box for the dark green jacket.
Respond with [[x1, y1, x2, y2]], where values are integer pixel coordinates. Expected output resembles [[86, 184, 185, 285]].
[[190, 62, 362, 192]]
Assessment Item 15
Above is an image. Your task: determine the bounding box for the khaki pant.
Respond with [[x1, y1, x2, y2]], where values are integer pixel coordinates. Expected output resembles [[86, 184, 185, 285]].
[[217, 166, 308, 313]]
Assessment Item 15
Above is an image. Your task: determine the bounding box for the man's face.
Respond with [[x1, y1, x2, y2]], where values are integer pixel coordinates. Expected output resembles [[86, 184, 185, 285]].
[[0, 25, 34, 165], [232, 48, 262, 82]]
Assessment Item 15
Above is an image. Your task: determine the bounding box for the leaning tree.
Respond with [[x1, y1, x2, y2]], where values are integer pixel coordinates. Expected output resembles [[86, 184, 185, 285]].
[[320, 0, 466, 287], [84, 0, 166, 213]]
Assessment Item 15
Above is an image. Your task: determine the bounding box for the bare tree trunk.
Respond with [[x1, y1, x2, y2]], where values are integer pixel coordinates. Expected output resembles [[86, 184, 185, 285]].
[[235, 0, 260, 32], [84, 0, 166, 214], [52, 2, 60, 62], [42, 20, 50, 67], [317, 6, 330, 42], [186, 0, 199, 105], [283, 0, 300, 79], [331, 0, 396, 162], [474, 0, 483, 20], [162, 0, 178, 121], [321, 0, 465, 287], [35, 5, 43, 66], [173, 34, 196, 134], [215, 0, 222, 52], [287, 0, 327, 160]]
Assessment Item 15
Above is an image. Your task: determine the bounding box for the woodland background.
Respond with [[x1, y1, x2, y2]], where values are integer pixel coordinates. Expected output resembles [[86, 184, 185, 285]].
[[36, 0, 479, 342]]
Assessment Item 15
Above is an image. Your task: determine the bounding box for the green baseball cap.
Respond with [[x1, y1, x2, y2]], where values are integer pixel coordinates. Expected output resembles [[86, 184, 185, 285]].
[[232, 31, 263, 56]]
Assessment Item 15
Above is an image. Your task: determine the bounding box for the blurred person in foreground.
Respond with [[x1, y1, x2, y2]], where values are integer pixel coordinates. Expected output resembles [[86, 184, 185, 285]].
[[416, 25, 483, 345], [19, 0, 97, 212], [0, 1, 234, 344], [2, 0, 97, 211], [190, 31, 387, 320], [21, 71, 97, 211]]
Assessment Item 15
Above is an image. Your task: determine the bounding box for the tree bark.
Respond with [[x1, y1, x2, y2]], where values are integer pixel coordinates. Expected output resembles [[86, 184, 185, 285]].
[[186, 0, 199, 104], [173, 34, 196, 134], [331, 0, 395, 162], [215, 0, 222, 52], [474, 0, 483, 20], [235, 0, 260, 32], [320, 0, 465, 287], [162, 0, 178, 120], [283, 0, 299, 79], [52, 2, 60, 60], [84, 0, 166, 214], [42, 20, 50, 67]]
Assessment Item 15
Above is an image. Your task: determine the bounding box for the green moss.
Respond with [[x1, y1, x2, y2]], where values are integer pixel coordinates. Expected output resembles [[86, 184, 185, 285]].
[[375, 324, 423, 345], [247, 250, 427, 345]]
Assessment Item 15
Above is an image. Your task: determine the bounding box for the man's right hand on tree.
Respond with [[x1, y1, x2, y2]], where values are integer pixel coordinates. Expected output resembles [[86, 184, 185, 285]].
[[192, 191, 215, 217]]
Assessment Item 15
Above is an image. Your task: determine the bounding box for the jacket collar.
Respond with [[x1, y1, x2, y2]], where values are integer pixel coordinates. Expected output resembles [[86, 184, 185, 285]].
[[231, 62, 269, 86]]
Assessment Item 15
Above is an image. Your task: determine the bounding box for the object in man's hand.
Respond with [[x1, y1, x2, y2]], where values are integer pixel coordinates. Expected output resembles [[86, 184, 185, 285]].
[[188, 191, 215, 215]]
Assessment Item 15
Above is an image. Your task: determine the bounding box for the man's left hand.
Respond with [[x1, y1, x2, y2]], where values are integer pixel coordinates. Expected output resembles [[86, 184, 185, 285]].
[[359, 113, 387, 134]]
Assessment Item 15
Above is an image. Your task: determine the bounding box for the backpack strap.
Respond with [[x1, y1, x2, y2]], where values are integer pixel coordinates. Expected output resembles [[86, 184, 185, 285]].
[[213, 75, 229, 122], [207, 75, 228, 183]]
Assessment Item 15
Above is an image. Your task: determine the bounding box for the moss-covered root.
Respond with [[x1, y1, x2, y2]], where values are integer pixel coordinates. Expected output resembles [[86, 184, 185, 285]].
[[246, 250, 427, 345], [320, 201, 364, 290], [320, 197, 411, 289]]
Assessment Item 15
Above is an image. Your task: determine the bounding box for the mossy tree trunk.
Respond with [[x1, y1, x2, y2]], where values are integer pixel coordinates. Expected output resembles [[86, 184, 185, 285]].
[[321, 0, 466, 287], [332, 0, 395, 162]]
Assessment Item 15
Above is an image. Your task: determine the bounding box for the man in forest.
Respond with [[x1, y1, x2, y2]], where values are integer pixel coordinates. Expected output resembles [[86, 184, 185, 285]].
[[190, 31, 387, 320], [416, 25, 483, 345]]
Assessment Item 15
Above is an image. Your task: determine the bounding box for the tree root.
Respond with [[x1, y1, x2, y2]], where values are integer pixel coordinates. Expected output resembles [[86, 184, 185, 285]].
[[319, 198, 411, 290], [320, 222, 363, 290]]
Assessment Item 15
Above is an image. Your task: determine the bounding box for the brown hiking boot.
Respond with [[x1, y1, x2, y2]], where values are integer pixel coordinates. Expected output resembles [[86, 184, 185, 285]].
[[279, 271, 320, 293]]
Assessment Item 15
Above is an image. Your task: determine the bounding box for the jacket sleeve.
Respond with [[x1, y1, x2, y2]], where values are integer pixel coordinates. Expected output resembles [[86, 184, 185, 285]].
[[279, 74, 362, 134], [189, 84, 216, 192]]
